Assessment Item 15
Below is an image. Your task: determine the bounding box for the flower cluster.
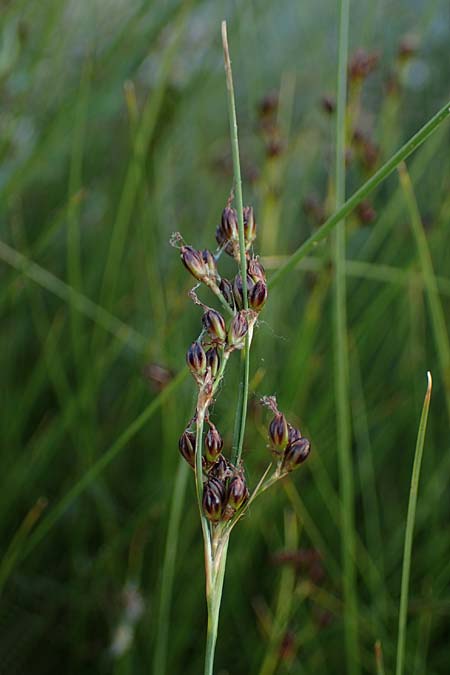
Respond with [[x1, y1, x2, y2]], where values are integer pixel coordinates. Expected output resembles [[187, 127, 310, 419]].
[[173, 202, 310, 526]]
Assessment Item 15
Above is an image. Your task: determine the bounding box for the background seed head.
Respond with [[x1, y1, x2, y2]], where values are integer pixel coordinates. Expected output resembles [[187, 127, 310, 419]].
[[227, 475, 249, 509]]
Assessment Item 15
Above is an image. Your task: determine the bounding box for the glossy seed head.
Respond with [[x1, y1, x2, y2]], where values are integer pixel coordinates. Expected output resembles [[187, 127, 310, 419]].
[[201, 249, 218, 278], [178, 429, 196, 467], [206, 347, 220, 378], [243, 206, 256, 247], [249, 280, 268, 311], [282, 437, 311, 472], [227, 311, 249, 349], [202, 477, 226, 522], [202, 309, 226, 342], [186, 341, 207, 376], [269, 412, 289, 450], [221, 206, 239, 240], [227, 475, 249, 510], [180, 245, 207, 281], [205, 425, 224, 462]]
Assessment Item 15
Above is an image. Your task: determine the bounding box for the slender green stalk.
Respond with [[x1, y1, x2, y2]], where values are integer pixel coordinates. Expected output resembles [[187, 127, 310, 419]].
[[269, 99, 450, 288], [334, 2, 359, 673], [398, 163, 450, 422], [222, 20, 251, 467], [395, 372, 432, 675]]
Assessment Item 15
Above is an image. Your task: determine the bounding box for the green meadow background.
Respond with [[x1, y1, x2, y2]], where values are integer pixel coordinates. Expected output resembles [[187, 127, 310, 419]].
[[1, 1, 449, 673]]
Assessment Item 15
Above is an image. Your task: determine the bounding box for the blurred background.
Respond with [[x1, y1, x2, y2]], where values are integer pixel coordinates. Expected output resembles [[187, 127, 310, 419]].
[[1, 0, 449, 673]]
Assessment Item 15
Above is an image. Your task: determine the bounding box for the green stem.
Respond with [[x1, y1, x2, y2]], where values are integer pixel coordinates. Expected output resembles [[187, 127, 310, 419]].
[[334, 2, 359, 673], [204, 537, 229, 675], [395, 372, 432, 675], [269, 98, 450, 288], [222, 20, 251, 467]]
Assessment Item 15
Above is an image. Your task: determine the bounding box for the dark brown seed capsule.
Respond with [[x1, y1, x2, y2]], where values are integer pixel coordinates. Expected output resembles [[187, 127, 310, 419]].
[[202, 477, 226, 522], [180, 245, 207, 281], [243, 206, 256, 247], [202, 309, 226, 342], [227, 475, 249, 510], [219, 277, 235, 308], [227, 311, 249, 349], [206, 347, 220, 378], [248, 257, 266, 283], [221, 206, 239, 240], [269, 412, 289, 450], [233, 274, 254, 310], [202, 249, 218, 278], [186, 341, 206, 376], [178, 429, 196, 467], [205, 425, 223, 462], [282, 437, 311, 471], [288, 424, 302, 444], [249, 280, 268, 311]]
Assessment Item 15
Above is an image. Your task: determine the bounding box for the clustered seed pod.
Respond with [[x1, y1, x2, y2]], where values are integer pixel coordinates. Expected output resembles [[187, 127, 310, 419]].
[[205, 424, 223, 463], [178, 429, 196, 467], [227, 475, 249, 510], [249, 280, 268, 311], [219, 277, 234, 308], [282, 437, 311, 472], [203, 477, 226, 522], [243, 206, 256, 247], [181, 245, 208, 281], [206, 347, 220, 378], [269, 412, 289, 450], [186, 341, 206, 377], [227, 311, 249, 350], [202, 309, 226, 343]]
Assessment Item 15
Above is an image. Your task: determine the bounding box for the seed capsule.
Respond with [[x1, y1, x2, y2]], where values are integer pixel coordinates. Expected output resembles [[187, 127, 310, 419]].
[[227, 311, 249, 350], [221, 206, 239, 240], [249, 280, 268, 311], [205, 425, 223, 462], [202, 249, 218, 278], [282, 437, 311, 472], [248, 258, 266, 283], [178, 429, 196, 467], [219, 278, 235, 308], [180, 245, 207, 281], [269, 412, 289, 450], [202, 477, 226, 522], [243, 206, 256, 247], [206, 347, 220, 378], [186, 341, 206, 376], [202, 309, 226, 343], [233, 274, 255, 310], [227, 475, 249, 510], [288, 424, 302, 444]]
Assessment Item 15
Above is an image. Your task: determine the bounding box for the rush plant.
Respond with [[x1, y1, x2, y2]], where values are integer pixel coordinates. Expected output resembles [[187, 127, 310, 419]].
[[170, 21, 312, 675]]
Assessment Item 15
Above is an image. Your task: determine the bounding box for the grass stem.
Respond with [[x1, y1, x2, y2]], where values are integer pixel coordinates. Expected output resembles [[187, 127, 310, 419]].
[[395, 372, 432, 675]]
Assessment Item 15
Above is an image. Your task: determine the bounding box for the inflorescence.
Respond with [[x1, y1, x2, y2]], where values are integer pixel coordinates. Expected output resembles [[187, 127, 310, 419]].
[[172, 202, 311, 525]]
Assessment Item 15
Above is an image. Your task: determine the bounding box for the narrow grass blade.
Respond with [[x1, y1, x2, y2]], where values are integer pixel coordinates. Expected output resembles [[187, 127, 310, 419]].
[[395, 372, 433, 675], [269, 99, 450, 288]]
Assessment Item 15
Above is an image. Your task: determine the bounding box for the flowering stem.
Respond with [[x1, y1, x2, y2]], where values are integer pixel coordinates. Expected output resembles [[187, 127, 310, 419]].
[[221, 20, 251, 467]]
